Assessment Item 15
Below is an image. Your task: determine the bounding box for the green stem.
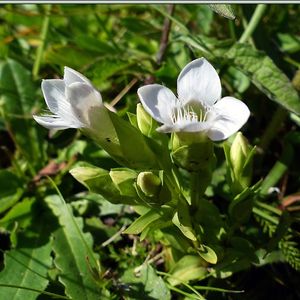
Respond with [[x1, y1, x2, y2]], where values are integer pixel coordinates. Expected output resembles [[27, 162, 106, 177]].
[[239, 4, 267, 43], [255, 201, 282, 215], [32, 5, 51, 80], [228, 19, 236, 40], [259, 107, 287, 151], [260, 143, 293, 195], [252, 207, 279, 225]]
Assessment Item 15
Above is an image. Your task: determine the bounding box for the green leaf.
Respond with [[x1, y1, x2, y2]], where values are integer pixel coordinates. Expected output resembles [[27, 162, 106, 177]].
[[122, 264, 171, 300], [228, 181, 261, 224], [168, 255, 207, 286], [0, 213, 53, 299], [172, 211, 197, 242], [265, 211, 291, 255], [108, 110, 158, 169], [209, 4, 235, 19], [0, 198, 35, 230], [0, 59, 46, 169], [109, 168, 138, 197], [197, 244, 218, 264], [70, 164, 138, 205], [226, 43, 300, 115], [45, 195, 102, 300], [0, 170, 24, 214], [123, 208, 161, 235]]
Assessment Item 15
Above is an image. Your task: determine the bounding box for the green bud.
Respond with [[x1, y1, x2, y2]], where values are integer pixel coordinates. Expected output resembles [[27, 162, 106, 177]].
[[136, 103, 157, 136], [137, 171, 161, 197], [230, 132, 249, 175], [171, 132, 215, 172], [229, 132, 255, 192], [135, 171, 172, 206]]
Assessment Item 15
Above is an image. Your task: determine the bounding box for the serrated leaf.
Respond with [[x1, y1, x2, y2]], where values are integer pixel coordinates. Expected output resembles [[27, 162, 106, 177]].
[[226, 43, 300, 115], [45, 195, 102, 300], [0, 213, 53, 300], [209, 4, 235, 19]]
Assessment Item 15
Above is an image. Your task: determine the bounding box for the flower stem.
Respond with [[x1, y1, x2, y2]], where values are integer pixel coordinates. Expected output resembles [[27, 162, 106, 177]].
[[239, 4, 267, 43], [32, 5, 51, 80]]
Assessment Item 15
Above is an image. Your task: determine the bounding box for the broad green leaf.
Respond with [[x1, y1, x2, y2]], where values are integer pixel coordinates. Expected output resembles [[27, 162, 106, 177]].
[[0, 59, 46, 169], [226, 43, 300, 115], [0, 213, 53, 300], [209, 4, 235, 19], [0, 170, 24, 214], [168, 255, 207, 286], [122, 265, 171, 300], [45, 195, 102, 300]]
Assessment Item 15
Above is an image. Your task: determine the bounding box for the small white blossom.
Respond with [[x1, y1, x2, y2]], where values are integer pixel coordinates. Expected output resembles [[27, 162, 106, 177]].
[[137, 58, 250, 141], [33, 67, 102, 129]]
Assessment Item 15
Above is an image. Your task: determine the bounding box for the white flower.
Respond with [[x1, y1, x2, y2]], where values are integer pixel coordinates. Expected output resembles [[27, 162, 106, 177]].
[[33, 67, 102, 129], [137, 58, 250, 141]]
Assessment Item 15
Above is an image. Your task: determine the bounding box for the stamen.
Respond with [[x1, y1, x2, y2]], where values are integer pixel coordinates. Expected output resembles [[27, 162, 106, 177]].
[[170, 101, 214, 126]]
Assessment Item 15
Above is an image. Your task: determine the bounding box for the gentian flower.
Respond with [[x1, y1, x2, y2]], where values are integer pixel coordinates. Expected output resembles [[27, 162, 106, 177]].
[[137, 58, 250, 141], [33, 67, 102, 129]]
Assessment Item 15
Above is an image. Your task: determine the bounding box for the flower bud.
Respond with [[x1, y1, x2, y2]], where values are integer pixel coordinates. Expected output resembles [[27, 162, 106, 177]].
[[228, 132, 255, 193], [136, 103, 157, 136], [136, 172, 161, 197], [135, 171, 172, 206]]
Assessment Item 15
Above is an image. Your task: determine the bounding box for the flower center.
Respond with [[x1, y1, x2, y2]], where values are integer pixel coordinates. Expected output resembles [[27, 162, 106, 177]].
[[170, 101, 211, 125]]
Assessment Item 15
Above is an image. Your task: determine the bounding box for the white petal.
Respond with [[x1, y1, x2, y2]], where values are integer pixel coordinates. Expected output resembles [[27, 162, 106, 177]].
[[41, 79, 65, 113], [157, 121, 211, 133], [177, 58, 221, 106], [41, 79, 77, 122], [66, 82, 102, 126], [207, 96, 250, 141], [33, 115, 80, 130], [64, 66, 92, 86], [137, 84, 177, 124]]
